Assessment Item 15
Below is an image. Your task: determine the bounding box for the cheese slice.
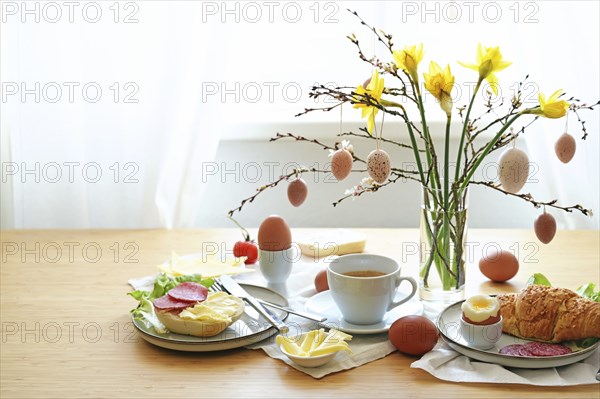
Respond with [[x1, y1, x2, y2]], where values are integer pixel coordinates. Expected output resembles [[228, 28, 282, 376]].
[[277, 329, 352, 357], [178, 292, 241, 323], [296, 229, 366, 258], [157, 252, 253, 278]]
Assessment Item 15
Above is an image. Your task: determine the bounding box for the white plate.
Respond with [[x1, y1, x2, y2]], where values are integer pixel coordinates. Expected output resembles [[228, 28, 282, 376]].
[[132, 284, 289, 352], [304, 290, 423, 334], [437, 300, 600, 369]]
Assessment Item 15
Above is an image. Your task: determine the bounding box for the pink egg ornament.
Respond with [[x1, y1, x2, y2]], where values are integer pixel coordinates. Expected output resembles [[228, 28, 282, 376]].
[[331, 149, 353, 181], [287, 178, 308, 207], [555, 132, 576, 164], [534, 211, 557, 244]]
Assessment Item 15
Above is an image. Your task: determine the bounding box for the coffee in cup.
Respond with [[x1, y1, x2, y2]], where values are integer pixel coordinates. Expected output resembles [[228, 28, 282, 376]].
[[327, 254, 417, 325]]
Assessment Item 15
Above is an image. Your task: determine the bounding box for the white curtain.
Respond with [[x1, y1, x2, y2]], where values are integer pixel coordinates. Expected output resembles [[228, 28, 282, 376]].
[[1, 1, 598, 229], [1, 3, 225, 228]]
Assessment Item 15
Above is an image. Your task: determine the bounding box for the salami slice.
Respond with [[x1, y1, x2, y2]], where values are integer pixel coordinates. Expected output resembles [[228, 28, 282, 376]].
[[499, 344, 534, 356], [167, 282, 208, 302], [153, 294, 194, 311], [499, 342, 572, 357], [524, 342, 571, 356]]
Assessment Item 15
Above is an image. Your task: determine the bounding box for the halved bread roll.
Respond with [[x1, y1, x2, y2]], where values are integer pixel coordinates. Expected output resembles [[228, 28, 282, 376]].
[[156, 292, 245, 337]]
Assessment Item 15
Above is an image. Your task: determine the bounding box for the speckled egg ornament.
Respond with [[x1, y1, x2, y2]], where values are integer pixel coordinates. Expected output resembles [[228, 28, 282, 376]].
[[555, 132, 576, 164], [498, 146, 529, 194], [367, 149, 391, 184], [331, 149, 353, 181]]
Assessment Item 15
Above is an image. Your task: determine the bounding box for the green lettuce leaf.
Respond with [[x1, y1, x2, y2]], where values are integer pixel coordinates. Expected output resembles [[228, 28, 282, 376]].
[[576, 283, 600, 302], [525, 273, 552, 287]]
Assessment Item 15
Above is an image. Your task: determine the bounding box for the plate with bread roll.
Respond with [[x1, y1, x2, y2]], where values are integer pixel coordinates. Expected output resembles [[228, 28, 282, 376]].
[[437, 284, 600, 368], [129, 274, 289, 352]]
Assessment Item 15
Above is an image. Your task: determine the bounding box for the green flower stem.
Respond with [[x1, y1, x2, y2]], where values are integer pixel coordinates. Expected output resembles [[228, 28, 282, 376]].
[[414, 83, 442, 206], [454, 81, 481, 182], [442, 115, 452, 289], [380, 100, 427, 186]]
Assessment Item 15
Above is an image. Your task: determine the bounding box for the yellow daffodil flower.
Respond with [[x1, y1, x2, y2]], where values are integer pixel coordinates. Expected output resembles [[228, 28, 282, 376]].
[[393, 43, 424, 83], [353, 69, 385, 134], [423, 61, 455, 115], [458, 44, 511, 95], [537, 89, 569, 118]]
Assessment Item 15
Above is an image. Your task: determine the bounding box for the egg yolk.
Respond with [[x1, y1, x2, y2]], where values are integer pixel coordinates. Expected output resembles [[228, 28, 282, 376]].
[[461, 295, 500, 325]]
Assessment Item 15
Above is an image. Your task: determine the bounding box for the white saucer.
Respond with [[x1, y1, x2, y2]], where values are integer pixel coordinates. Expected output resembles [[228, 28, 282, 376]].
[[304, 290, 423, 334]]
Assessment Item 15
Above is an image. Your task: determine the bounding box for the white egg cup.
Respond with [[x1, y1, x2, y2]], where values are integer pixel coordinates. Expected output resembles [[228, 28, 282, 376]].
[[460, 316, 503, 350], [259, 247, 294, 284]]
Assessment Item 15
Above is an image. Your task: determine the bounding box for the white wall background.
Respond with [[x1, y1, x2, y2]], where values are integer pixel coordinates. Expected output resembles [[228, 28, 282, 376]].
[[1, 1, 599, 229]]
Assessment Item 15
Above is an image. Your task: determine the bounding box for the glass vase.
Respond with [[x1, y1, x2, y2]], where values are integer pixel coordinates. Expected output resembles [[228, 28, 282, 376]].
[[419, 184, 469, 303]]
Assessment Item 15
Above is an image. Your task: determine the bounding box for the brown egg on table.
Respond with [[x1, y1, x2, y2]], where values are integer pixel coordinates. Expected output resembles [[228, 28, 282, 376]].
[[388, 316, 438, 356], [479, 248, 519, 282], [257, 215, 292, 251], [534, 211, 557, 244], [331, 149, 353, 181], [555, 132, 576, 164], [287, 178, 308, 207], [367, 148, 391, 184], [498, 147, 529, 194], [314, 269, 329, 292]]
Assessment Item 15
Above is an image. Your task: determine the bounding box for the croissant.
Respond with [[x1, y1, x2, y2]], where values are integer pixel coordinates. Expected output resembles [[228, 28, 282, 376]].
[[497, 285, 600, 343]]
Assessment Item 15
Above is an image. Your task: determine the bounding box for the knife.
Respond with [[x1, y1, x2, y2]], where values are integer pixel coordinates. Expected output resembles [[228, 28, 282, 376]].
[[219, 275, 289, 333]]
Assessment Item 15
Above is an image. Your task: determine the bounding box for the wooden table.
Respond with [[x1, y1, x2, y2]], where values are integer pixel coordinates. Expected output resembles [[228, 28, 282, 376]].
[[1, 229, 598, 398]]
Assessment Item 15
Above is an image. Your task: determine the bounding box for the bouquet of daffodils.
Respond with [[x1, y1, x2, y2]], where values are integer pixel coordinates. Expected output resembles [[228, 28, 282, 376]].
[[229, 11, 597, 298]]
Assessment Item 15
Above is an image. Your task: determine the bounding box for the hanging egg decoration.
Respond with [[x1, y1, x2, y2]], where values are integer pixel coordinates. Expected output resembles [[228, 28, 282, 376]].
[[287, 178, 308, 207], [534, 210, 557, 244], [331, 149, 353, 181], [498, 147, 529, 194], [367, 149, 391, 184], [555, 132, 576, 164]]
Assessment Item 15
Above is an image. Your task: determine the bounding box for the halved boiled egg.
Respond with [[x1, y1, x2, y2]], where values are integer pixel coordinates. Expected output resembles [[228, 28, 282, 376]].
[[461, 295, 501, 325]]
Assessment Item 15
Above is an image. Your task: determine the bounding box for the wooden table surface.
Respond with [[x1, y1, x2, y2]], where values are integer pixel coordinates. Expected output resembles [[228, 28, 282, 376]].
[[1, 228, 599, 398]]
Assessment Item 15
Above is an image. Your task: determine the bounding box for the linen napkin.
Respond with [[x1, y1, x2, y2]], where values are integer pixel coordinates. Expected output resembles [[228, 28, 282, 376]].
[[411, 341, 600, 386]]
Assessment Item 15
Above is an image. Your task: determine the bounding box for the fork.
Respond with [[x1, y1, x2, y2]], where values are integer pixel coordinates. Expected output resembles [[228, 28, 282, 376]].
[[209, 279, 326, 323]]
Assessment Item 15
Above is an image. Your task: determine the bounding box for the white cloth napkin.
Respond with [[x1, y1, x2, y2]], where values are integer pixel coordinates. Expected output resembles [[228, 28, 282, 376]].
[[411, 342, 600, 386]]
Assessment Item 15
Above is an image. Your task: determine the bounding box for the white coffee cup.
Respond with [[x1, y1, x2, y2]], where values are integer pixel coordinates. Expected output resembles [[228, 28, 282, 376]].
[[327, 254, 417, 325]]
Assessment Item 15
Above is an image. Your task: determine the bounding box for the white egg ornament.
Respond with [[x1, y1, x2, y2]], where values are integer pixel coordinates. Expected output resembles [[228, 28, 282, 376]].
[[555, 132, 576, 164], [331, 149, 353, 181], [498, 147, 529, 194], [287, 178, 308, 207], [534, 211, 557, 244], [367, 149, 391, 184]]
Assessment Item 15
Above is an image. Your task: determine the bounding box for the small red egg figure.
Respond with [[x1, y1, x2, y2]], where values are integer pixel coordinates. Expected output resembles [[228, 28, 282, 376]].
[[287, 178, 308, 207]]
